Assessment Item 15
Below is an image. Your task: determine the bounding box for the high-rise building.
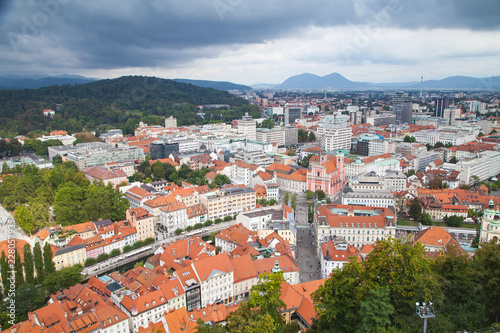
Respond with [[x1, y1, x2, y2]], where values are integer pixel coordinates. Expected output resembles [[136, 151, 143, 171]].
[[392, 92, 413, 124], [150, 141, 179, 160], [434, 97, 449, 118], [285, 107, 301, 124], [238, 112, 256, 140], [317, 115, 352, 152], [164, 116, 177, 128]]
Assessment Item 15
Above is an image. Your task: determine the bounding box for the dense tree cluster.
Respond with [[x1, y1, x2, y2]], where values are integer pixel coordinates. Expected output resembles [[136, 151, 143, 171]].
[[298, 129, 316, 143], [0, 161, 129, 233], [0, 76, 254, 137], [0, 243, 83, 328], [311, 238, 500, 332]]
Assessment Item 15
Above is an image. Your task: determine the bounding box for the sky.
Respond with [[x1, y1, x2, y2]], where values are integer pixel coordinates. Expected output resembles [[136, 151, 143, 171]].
[[0, 0, 499, 85]]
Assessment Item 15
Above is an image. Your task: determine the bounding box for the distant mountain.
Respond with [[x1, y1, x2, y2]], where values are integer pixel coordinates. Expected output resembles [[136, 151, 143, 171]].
[[173, 78, 252, 91], [279, 72, 369, 89], [404, 76, 500, 90], [263, 73, 500, 90], [0, 74, 98, 90]]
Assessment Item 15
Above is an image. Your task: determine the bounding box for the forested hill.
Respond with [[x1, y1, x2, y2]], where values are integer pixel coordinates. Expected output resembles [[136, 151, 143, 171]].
[[0, 76, 256, 136]]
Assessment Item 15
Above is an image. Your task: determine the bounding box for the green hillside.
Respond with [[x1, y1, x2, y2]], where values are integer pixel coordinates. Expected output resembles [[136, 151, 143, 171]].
[[0, 76, 258, 136]]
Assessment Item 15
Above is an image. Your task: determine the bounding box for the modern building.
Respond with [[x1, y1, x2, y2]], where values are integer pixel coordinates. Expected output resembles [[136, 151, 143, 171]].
[[150, 141, 179, 160], [434, 97, 450, 118], [317, 116, 352, 152], [341, 189, 395, 208], [285, 107, 301, 125], [238, 113, 257, 141], [392, 92, 412, 124], [164, 116, 177, 128]]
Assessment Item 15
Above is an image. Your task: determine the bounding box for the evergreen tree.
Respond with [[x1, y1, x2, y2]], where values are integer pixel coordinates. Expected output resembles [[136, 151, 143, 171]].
[[33, 242, 44, 281], [14, 248, 24, 288], [0, 250, 9, 292], [43, 243, 55, 275], [284, 192, 289, 206], [23, 243, 34, 284], [291, 193, 297, 211], [409, 198, 423, 221]]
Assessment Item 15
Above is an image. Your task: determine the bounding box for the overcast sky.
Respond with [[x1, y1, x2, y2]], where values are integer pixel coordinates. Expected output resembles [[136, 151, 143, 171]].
[[0, 0, 499, 85]]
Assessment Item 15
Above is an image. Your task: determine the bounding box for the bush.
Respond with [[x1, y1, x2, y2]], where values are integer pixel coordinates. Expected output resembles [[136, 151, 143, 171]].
[[144, 237, 155, 245], [223, 216, 232, 222], [84, 258, 97, 267], [123, 245, 133, 253], [204, 220, 213, 227], [174, 228, 183, 235], [96, 253, 110, 262], [214, 218, 223, 224], [445, 215, 464, 227], [110, 249, 121, 257], [186, 226, 193, 232], [194, 223, 204, 229], [133, 240, 145, 249]]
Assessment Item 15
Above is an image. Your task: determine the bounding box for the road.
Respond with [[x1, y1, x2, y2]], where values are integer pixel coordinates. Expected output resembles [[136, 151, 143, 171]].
[[0, 205, 29, 243], [292, 193, 322, 282]]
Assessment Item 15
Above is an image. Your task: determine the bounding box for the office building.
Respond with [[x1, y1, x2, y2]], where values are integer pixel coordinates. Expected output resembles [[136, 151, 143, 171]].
[[285, 107, 301, 124], [150, 141, 180, 160], [238, 112, 257, 140], [392, 92, 412, 124], [434, 97, 449, 118], [317, 116, 352, 152]]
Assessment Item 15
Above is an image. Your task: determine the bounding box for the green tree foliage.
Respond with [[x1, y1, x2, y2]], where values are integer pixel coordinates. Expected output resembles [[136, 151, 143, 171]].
[[12, 283, 47, 322], [445, 215, 464, 227], [0, 139, 23, 157], [429, 178, 443, 189], [312, 237, 441, 332], [474, 240, 500, 323], [356, 287, 395, 333], [315, 190, 326, 201], [308, 131, 316, 141], [291, 193, 297, 211], [403, 135, 416, 143], [284, 192, 289, 206], [0, 76, 249, 136], [420, 212, 433, 226], [41, 265, 83, 295], [301, 154, 312, 168], [213, 174, 231, 187], [23, 138, 63, 156], [43, 243, 55, 275], [14, 248, 24, 288], [22, 243, 34, 284], [449, 156, 458, 164], [33, 242, 44, 282], [259, 119, 275, 129], [409, 198, 422, 221], [0, 251, 9, 292]]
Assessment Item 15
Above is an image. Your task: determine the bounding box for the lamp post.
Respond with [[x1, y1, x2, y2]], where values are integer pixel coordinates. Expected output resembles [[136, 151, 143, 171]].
[[415, 301, 435, 333]]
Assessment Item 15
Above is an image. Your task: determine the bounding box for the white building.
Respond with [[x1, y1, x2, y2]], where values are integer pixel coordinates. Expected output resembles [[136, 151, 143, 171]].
[[455, 156, 490, 185], [164, 116, 177, 128], [412, 129, 475, 146], [342, 189, 395, 208], [320, 241, 360, 279], [159, 201, 188, 234], [238, 113, 257, 141], [192, 253, 234, 307], [317, 120, 352, 152]]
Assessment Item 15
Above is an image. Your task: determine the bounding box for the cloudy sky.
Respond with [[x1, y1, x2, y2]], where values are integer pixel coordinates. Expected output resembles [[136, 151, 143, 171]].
[[0, 0, 499, 85]]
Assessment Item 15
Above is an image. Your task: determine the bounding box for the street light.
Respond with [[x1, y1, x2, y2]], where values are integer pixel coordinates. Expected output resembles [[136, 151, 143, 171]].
[[415, 301, 435, 333]]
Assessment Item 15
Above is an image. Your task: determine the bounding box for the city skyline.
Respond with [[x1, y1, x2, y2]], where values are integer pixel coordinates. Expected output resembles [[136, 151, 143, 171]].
[[0, 0, 499, 85]]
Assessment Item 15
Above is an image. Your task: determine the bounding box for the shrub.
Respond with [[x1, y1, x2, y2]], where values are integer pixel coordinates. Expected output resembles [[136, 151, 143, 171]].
[[214, 218, 223, 224], [144, 237, 155, 245], [186, 226, 193, 232], [84, 258, 97, 267], [123, 245, 133, 253], [96, 253, 110, 262], [110, 249, 121, 257], [174, 228, 183, 235], [223, 216, 232, 222], [194, 223, 203, 229], [204, 220, 213, 227]]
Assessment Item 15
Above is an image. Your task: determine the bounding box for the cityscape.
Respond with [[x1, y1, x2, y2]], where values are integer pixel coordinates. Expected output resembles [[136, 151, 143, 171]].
[[0, 1, 499, 333]]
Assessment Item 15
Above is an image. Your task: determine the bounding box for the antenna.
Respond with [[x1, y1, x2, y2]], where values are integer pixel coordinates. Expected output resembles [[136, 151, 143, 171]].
[[420, 76, 423, 99]]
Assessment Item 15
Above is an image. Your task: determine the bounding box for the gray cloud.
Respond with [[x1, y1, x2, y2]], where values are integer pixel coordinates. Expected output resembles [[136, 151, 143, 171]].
[[0, 0, 499, 77]]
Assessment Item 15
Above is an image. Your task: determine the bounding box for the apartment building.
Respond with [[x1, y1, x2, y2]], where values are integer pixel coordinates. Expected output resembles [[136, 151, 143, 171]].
[[127, 208, 155, 241], [200, 186, 256, 219], [320, 241, 361, 279], [159, 201, 188, 234], [192, 253, 234, 307], [341, 189, 395, 208], [53, 244, 87, 270]]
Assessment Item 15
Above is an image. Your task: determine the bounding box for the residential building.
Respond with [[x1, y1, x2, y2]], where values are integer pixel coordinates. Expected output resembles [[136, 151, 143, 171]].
[[164, 116, 177, 128], [127, 208, 155, 241], [316, 117, 352, 152], [53, 244, 87, 270], [276, 169, 307, 193], [253, 256, 300, 285], [200, 186, 256, 219], [413, 226, 462, 253], [341, 189, 395, 208], [82, 166, 127, 187], [192, 253, 234, 307], [320, 241, 361, 279], [159, 201, 188, 234]]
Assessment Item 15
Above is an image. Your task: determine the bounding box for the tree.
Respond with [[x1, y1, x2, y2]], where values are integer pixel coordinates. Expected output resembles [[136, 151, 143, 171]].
[[306, 190, 314, 201], [14, 248, 24, 288], [445, 215, 463, 227], [315, 190, 326, 201], [474, 240, 500, 323], [287, 149, 296, 156], [409, 198, 422, 221], [308, 131, 316, 142], [291, 193, 297, 211], [420, 213, 433, 226], [434, 141, 444, 148], [42, 265, 83, 295], [223, 216, 232, 222], [110, 249, 121, 257], [152, 161, 165, 180], [213, 174, 231, 186], [174, 228, 183, 235], [449, 156, 458, 164], [33, 242, 44, 282], [470, 175, 481, 188], [356, 287, 395, 333], [284, 192, 289, 206], [403, 135, 416, 143], [260, 119, 275, 129], [429, 178, 443, 189], [43, 243, 55, 275], [84, 258, 97, 267], [23, 244, 34, 284], [0, 251, 9, 292], [301, 154, 312, 168]]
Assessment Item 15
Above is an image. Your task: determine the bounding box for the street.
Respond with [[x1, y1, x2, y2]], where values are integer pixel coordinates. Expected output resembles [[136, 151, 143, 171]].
[[0, 205, 28, 243], [292, 193, 322, 282]]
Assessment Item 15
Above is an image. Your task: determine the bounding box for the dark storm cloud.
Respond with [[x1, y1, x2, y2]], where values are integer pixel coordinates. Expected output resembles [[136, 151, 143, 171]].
[[0, 0, 499, 73]]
